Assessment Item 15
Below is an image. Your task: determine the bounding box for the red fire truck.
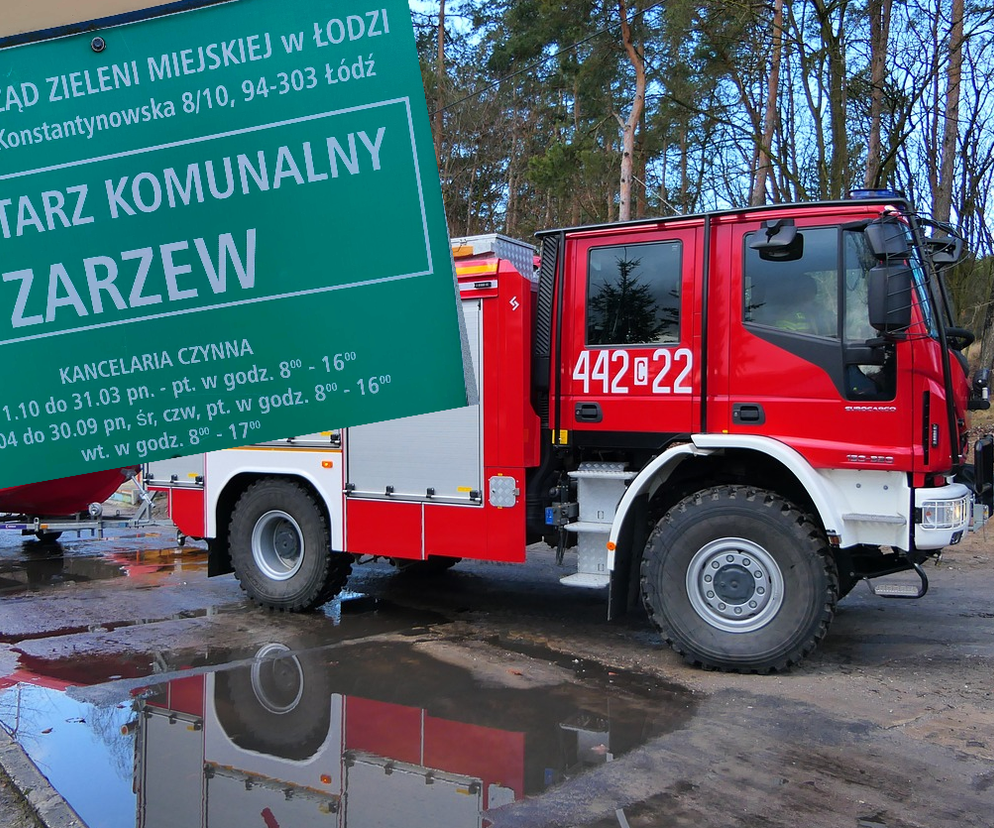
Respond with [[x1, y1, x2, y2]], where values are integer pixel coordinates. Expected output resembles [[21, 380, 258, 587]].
[[149, 192, 993, 672]]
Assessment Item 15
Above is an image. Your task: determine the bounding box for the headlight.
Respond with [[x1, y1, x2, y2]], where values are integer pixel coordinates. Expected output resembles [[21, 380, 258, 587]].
[[920, 495, 970, 530]]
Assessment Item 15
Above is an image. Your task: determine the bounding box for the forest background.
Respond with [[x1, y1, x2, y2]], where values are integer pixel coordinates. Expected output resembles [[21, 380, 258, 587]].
[[412, 0, 994, 368]]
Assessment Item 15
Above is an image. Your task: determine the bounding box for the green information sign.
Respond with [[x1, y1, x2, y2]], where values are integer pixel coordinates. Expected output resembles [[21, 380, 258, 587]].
[[0, 0, 471, 490]]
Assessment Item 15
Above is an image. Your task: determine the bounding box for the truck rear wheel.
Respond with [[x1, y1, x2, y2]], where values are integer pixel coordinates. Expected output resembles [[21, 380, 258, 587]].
[[640, 485, 837, 672], [229, 479, 352, 611]]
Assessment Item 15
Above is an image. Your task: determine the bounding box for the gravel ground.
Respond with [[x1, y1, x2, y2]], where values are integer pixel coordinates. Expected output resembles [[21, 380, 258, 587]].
[[0, 769, 40, 828], [0, 505, 989, 827]]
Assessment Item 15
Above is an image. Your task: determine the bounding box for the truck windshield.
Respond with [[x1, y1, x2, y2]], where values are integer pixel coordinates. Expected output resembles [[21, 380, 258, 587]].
[[924, 250, 960, 333], [912, 216, 966, 333], [906, 229, 940, 338], [909, 250, 939, 337]]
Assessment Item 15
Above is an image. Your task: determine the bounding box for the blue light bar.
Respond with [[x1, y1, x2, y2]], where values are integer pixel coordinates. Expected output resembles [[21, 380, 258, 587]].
[[848, 188, 906, 200]]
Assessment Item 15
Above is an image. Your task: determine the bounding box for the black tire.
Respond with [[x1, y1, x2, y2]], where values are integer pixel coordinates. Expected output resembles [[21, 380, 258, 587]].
[[228, 479, 352, 611], [392, 556, 461, 575], [34, 531, 63, 544], [640, 485, 837, 673]]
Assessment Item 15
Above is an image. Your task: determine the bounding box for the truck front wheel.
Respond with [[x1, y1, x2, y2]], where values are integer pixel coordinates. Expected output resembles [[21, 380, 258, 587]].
[[228, 479, 352, 611], [641, 485, 837, 672]]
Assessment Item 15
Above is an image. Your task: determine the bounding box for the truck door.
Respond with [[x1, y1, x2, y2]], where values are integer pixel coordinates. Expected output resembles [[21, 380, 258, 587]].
[[560, 226, 702, 443], [715, 218, 912, 469]]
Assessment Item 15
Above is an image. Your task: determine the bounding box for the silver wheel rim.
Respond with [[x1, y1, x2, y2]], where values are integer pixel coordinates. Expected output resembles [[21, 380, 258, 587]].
[[251, 643, 304, 714], [686, 537, 784, 633], [251, 510, 304, 581]]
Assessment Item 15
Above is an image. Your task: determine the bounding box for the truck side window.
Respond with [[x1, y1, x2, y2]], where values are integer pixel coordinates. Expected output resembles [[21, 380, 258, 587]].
[[842, 230, 879, 342], [843, 230, 897, 400], [744, 227, 839, 337], [587, 242, 681, 346]]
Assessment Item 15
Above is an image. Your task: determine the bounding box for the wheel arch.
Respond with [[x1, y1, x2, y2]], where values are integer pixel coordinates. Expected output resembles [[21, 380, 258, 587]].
[[210, 471, 337, 577], [608, 435, 846, 574]]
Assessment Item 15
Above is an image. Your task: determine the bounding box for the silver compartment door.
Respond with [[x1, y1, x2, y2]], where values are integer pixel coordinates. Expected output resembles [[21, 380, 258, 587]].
[[255, 431, 341, 449], [344, 756, 482, 828], [345, 300, 482, 503], [206, 770, 340, 828], [137, 709, 205, 828], [145, 454, 205, 489]]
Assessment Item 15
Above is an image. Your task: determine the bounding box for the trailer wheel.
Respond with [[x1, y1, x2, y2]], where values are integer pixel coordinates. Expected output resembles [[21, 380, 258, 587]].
[[33, 531, 62, 544], [640, 485, 837, 673], [229, 479, 351, 611]]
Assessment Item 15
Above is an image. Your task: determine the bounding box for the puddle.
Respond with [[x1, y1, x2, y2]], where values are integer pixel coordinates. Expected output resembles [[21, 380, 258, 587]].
[[0, 685, 135, 826], [0, 636, 695, 828], [0, 544, 207, 597], [0, 548, 127, 593]]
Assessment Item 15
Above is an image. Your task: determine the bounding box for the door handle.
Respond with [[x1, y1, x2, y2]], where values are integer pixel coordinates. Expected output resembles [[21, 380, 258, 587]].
[[732, 403, 765, 425], [575, 402, 603, 423]]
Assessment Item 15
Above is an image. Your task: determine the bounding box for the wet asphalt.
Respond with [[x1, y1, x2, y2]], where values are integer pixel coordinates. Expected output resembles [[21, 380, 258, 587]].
[[0, 520, 991, 828]]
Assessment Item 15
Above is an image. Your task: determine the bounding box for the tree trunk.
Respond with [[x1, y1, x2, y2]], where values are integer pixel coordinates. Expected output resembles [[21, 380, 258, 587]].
[[466, 155, 478, 236], [753, 0, 784, 206], [864, 0, 892, 188], [636, 105, 647, 218], [505, 109, 520, 235], [617, 0, 646, 222], [980, 275, 994, 371], [935, 0, 964, 225], [572, 79, 582, 225], [812, 0, 850, 199]]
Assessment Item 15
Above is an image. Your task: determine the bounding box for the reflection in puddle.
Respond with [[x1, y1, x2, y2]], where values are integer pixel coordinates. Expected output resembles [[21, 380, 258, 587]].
[[0, 638, 694, 828], [0, 544, 207, 596], [0, 685, 134, 828]]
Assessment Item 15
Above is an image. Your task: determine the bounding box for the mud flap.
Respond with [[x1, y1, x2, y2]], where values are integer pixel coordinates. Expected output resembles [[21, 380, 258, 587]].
[[974, 435, 994, 511], [608, 494, 648, 620]]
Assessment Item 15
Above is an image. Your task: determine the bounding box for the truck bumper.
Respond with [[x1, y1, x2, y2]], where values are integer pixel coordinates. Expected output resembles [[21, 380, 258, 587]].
[[914, 483, 973, 550]]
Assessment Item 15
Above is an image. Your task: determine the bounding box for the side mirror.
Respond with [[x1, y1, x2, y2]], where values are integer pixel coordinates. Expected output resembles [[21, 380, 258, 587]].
[[917, 217, 967, 270], [924, 235, 964, 269], [868, 263, 912, 333], [865, 217, 910, 260], [749, 219, 803, 261]]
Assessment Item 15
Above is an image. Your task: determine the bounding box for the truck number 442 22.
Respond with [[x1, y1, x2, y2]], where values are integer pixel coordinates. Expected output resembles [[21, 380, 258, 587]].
[[572, 348, 693, 395]]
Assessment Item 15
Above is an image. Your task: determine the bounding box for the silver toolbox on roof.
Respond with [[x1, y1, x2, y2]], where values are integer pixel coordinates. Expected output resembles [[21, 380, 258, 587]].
[[451, 234, 535, 280]]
